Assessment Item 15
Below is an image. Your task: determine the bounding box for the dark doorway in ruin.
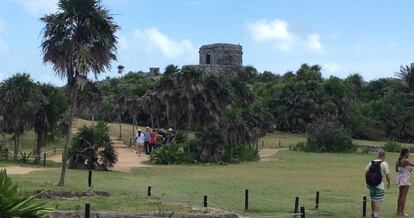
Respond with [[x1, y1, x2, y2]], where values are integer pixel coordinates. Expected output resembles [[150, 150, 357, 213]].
[[206, 54, 211, 64]]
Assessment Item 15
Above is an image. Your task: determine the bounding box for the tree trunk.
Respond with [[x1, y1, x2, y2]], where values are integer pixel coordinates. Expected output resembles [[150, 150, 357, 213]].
[[165, 101, 170, 127], [13, 133, 20, 161], [185, 98, 192, 139], [91, 114, 95, 126], [156, 116, 160, 129], [150, 114, 154, 128], [58, 87, 77, 186], [34, 132, 46, 164], [118, 112, 122, 140], [132, 116, 135, 139]]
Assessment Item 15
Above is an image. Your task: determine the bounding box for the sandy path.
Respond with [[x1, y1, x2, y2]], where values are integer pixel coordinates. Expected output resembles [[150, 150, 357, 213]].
[[259, 148, 287, 161], [48, 137, 151, 172], [1, 166, 48, 175]]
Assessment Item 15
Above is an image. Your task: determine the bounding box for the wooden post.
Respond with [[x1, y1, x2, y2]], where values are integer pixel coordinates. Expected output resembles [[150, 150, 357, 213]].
[[294, 197, 299, 215], [88, 170, 92, 188], [244, 189, 249, 210], [129, 139, 132, 148], [85, 203, 90, 218], [300, 206, 305, 218], [279, 140, 281, 147], [261, 141, 264, 148], [362, 196, 367, 217], [147, 186, 152, 196], [53, 147, 56, 155], [315, 191, 319, 209], [43, 153, 46, 167], [203, 195, 208, 208]]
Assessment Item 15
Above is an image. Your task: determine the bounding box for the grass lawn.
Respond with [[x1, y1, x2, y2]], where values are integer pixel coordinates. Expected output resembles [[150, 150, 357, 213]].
[[3, 150, 406, 218]]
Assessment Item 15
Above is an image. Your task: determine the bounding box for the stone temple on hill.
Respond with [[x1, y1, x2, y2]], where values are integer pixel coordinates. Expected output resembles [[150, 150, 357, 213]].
[[182, 43, 246, 75]]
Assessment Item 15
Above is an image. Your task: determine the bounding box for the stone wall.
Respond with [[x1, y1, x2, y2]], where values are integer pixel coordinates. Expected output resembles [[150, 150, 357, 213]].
[[199, 44, 242, 66], [183, 65, 246, 77]]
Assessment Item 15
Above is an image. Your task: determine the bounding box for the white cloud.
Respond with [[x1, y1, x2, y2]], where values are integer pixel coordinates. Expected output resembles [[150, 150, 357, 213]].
[[248, 19, 324, 53], [13, 0, 58, 16], [132, 27, 196, 59], [306, 34, 323, 52]]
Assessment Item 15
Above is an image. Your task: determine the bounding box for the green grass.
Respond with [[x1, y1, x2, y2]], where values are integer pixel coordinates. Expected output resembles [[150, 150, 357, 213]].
[[2, 150, 407, 217]]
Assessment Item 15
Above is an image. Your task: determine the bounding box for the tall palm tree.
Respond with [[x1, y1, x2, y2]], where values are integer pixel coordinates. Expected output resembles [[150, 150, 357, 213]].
[[0, 74, 39, 160], [40, 0, 118, 186], [398, 63, 414, 94]]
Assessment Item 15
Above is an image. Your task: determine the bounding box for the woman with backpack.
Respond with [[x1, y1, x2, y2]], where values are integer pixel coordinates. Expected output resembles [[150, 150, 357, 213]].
[[396, 148, 414, 217]]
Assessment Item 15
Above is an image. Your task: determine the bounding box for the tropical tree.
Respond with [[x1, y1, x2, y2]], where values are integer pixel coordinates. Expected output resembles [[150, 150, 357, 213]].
[[34, 84, 67, 164], [40, 0, 119, 185], [0, 74, 39, 160], [398, 63, 414, 94], [68, 122, 118, 170], [77, 80, 102, 124]]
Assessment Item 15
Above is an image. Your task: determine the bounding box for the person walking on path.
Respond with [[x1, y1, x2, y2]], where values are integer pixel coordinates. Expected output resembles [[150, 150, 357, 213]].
[[134, 129, 145, 155], [144, 127, 151, 155], [396, 148, 414, 217], [365, 151, 391, 218]]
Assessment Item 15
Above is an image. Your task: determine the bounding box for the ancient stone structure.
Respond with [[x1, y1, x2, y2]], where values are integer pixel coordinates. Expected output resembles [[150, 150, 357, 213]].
[[182, 43, 245, 76], [149, 67, 160, 75], [199, 43, 242, 66]]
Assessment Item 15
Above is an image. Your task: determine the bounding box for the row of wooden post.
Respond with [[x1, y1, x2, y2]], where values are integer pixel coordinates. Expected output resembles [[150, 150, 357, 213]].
[[84, 173, 366, 217]]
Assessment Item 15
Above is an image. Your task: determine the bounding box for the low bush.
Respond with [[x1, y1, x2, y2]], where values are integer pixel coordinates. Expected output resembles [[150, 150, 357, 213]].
[[306, 121, 355, 152], [221, 143, 259, 163], [150, 141, 198, 164], [384, 141, 402, 153], [68, 122, 118, 170]]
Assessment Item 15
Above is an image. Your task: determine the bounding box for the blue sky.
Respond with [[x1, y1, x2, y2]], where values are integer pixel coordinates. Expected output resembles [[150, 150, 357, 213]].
[[0, 0, 413, 85]]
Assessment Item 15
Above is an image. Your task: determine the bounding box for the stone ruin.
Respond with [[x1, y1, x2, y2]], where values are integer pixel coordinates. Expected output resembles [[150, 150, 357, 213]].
[[183, 43, 246, 76]]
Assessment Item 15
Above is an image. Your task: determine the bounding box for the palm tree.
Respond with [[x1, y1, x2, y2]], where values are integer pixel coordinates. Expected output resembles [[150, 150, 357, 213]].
[[398, 63, 414, 94], [0, 74, 39, 160], [77, 81, 102, 125], [34, 84, 67, 164], [40, 0, 119, 186]]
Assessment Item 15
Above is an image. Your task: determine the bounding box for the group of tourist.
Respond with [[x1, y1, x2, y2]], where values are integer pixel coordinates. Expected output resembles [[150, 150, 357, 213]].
[[134, 127, 175, 155], [365, 149, 414, 218]]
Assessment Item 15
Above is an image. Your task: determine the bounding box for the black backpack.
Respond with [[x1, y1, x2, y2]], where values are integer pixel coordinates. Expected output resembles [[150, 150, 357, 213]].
[[365, 161, 383, 186]]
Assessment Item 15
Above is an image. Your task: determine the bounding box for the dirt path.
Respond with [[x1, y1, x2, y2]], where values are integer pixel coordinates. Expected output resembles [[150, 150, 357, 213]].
[[110, 137, 151, 172], [259, 148, 287, 161], [1, 166, 49, 175]]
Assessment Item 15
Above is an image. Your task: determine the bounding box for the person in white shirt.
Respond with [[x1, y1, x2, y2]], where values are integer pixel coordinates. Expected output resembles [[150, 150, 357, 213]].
[[135, 129, 145, 155], [365, 151, 391, 218]]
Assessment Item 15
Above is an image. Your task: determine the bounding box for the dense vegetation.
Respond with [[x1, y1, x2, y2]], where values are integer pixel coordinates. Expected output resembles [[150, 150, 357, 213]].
[[77, 63, 414, 145]]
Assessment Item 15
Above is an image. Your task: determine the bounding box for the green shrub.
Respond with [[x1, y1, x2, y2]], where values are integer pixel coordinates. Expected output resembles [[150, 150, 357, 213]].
[[0, 170, 52, 217], [221, 143, 259, 162], [306, 121, 354, 152], [289, 142, 307, 151], [150, 141, 198, 164], [384, 141, 402, 153], [68, 122, 118, 170]]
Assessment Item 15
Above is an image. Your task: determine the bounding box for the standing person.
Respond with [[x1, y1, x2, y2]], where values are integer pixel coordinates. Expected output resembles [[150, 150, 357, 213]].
[[155, 130, 165, 149], [365, 151, 391, 218], [396, 148, 414, 216], [149, 129, 157, 153], [143, 127, 151, 155], [165, 128, 175, 145], [135, 129, 145, 155]]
